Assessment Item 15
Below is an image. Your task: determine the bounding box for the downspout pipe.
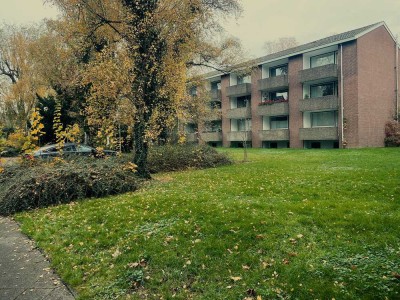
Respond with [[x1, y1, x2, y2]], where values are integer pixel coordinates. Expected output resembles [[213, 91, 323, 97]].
[[396, 39, 399, 122], [340, 44, 345, 147]]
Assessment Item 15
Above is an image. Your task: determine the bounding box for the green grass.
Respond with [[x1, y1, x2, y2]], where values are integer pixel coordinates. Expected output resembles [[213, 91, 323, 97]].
[[15, 148, 400, 299]]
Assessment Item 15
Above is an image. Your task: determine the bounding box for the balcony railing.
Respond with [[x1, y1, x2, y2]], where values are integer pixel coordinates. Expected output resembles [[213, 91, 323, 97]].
[[186, 133, 197, 143], [226, 83, 252, 97], [299, 64, 338, 83], [201, 131, 222, 142], [204, 109, 222, 121], [226, 106, 251, 119], [259, 129, 289, 141], [299, 95, 339, 111], [299, 127, 338, 140], [257, 100, 289, 116], [227, 131, 252, 142], [258, 75, 288, 91]]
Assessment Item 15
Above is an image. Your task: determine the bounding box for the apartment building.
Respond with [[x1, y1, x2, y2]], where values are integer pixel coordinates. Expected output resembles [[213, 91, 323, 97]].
[[188, 22, 399, 149]]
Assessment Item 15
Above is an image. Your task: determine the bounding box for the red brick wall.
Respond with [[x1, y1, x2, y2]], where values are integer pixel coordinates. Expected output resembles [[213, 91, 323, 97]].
[[221, 74, 231, 147], [356, 26, 397, 147], [341, 40, 359, 148], [288, 55, 303, 148], [251, 66, 262, 147]]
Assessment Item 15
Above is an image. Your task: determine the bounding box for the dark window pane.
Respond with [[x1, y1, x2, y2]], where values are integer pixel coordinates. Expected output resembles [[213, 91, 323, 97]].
[[270, 64, 288, 77], [270, 116, 288, 129], [310, 52, 336, 68], [310, 82, 336, 98], [269, 91, 288, 101], [211, 81, 221, 91], [237, 96, 251, 108], [311, 111, 337, 127]]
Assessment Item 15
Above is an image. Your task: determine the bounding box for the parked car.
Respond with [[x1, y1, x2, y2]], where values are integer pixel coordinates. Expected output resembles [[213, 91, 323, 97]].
[[0, 147, 19, 157], [28, 143, 117, 159]]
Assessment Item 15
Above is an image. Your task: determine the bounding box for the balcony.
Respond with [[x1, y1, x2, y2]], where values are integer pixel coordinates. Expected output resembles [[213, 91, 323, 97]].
[[227, 131, 252, 142], [226, 83, 252, 97], [299, 64, 338, 83], [299, 127, 338, 140], [211, 89, 222, 101], [257, 101, 289, 116], [226, 107, 251, 119], [259, 129, 289, 141], [258, 75, 288, 91], [186, 133, 197, 143], [201, 132, 222, 142], [203, 109, 222, 121], [299, 95, 339, 112]]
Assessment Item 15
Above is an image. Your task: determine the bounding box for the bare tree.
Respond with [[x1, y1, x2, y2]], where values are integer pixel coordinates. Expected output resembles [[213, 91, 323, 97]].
[[263, 37, 298, 55]]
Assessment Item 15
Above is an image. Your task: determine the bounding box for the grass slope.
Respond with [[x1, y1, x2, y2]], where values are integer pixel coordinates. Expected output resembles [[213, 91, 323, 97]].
[[15, 148, 400, 299]]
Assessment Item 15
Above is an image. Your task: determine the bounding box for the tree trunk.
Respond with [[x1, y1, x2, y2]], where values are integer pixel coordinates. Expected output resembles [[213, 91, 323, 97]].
[[133, 112, 151, 179]]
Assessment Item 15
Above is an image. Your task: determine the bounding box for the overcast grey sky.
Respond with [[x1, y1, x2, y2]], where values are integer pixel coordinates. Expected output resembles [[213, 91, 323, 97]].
[[1, 0, 399, 58]]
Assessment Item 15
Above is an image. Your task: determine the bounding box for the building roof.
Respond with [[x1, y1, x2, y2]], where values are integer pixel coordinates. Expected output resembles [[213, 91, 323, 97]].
[[204, 21, 389, 79]]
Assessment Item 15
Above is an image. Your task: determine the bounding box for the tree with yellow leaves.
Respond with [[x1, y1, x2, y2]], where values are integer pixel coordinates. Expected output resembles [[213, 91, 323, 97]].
[[48, 0, 243, 178]]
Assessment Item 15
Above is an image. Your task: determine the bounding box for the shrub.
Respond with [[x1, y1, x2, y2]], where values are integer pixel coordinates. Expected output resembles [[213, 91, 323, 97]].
[[148, 144, 232, 173], [0, 157, 142, 216], [5, 130, 31, 153], [0, 144, 231, 215], [384, 121, 400, 147]]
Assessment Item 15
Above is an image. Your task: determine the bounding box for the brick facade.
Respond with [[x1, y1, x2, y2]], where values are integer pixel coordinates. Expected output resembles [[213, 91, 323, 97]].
[[195, 23, 398, 149]]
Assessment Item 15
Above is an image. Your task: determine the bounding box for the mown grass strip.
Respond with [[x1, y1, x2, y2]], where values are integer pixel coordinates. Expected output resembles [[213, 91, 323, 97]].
[[16, 148, 400, 299]]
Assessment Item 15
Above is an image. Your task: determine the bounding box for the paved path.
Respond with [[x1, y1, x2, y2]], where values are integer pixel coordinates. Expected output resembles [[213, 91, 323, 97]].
[[0, 217, 75, 300]]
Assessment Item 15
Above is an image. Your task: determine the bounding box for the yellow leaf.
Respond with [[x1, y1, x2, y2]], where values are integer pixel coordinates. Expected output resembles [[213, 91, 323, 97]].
[[230, 276, 242, 282]]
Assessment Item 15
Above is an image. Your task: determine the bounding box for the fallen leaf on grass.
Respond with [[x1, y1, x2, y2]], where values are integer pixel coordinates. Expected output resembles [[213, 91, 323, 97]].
[[127, 262, 140, 268], [112, 248, 121, 258], [230, 276, 242, 282]]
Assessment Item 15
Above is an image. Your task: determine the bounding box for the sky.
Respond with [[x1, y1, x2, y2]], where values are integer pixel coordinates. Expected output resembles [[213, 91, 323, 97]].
[[1, 0, 399, 58]]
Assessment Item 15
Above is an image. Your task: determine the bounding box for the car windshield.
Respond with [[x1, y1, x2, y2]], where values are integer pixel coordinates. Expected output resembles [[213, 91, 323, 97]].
[[76, 145, 93, 152], [41, 147, 57, 153], [63, 145, 76, 151]]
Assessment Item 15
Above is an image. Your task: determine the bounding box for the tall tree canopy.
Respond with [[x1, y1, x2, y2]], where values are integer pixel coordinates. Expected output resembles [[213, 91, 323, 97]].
[[48, 0, 243, 177], [262, 37, 298, 55]]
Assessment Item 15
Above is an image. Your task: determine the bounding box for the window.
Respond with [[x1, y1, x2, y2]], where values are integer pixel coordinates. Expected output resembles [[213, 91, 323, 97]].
[[270, 116, 289, 129], [237, 75, 251, 84], [311, 142, 321, 149], [236, 96, 251, 108], [185, 123, 197, 133], [310, 82, 337, 98], [263, 90, 288, 101], [189, 86, 197, 96], [63, 144, 76, 152], [311, 111, 337, 127], [76, 145, 93, 153], [211, 81, 221, 91], [204, 121, 222, 132], [237, 119, 250, 131], [210, 101, 221, 109], [310, 52, 337, 68], [270, 64, 288, 77], [270, 142, 278, 148], [232, 119, 251, 131]]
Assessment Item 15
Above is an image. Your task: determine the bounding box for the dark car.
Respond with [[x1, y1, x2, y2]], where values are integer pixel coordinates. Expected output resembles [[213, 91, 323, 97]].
[[0, 147, 19, 157], [30, 143, 117, 159]]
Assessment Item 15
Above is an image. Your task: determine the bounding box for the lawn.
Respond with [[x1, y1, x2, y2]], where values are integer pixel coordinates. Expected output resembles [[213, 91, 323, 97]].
[[15, 148, 400, 299]]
